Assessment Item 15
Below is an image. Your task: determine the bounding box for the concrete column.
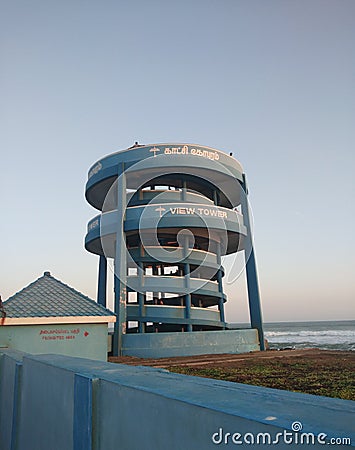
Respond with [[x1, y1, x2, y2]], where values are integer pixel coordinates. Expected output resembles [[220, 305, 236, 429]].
[[183, 234, 192, 332], [113, 163, 127, 356], [215, 241, 225, 325], [240, 174, 265, 351], [97, 255, 107, 307], [181, 180, 187, 201], [213, 188, 219, 206], [152, 265, 159, 307], [138, 259, 145, 333]]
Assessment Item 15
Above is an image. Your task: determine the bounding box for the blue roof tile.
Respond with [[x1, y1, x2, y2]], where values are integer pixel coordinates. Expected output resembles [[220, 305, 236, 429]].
[[3, 272, 115, 319]]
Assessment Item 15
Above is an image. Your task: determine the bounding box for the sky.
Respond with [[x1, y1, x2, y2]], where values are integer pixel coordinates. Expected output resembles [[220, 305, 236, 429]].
[[1, 0, 354, 323]]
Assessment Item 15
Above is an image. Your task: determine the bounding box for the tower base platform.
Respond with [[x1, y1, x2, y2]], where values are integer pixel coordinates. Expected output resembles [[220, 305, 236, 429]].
[[117, 329, 260, 358]]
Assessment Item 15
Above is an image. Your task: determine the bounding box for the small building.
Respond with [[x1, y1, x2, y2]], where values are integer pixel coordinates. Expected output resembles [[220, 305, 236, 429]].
[[0, 272, 115, 361]]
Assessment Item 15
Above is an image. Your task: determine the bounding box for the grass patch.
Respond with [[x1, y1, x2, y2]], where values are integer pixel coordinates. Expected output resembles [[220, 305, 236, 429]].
[[167, 359, 355, 400]]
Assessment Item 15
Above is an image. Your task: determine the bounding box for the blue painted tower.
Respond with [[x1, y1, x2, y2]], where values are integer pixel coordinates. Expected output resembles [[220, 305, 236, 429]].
[[85, 143, 264, 357]]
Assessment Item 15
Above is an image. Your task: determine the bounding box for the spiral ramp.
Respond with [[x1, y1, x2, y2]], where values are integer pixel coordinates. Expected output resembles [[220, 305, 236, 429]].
[[85, 143, 264, 356]]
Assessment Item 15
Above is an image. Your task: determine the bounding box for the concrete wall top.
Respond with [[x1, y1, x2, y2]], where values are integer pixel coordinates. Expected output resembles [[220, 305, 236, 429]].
[[1, 350, 354, 449], [25, 353, 355, 442]]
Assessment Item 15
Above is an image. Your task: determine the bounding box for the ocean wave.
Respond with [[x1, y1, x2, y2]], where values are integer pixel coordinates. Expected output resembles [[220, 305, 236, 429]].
[[267, 341, 355, 351], [263, 321, 355, 351], [265, 329, 355, 351], [265, 330, 355, 338]]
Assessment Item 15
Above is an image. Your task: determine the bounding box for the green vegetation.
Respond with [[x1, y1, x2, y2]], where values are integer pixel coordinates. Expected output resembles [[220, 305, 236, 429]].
[[167, 359, 355, 400]]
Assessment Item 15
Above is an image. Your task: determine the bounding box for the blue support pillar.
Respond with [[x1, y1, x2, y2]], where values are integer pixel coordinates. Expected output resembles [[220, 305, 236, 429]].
[[184, 272, 192, 332], [181, 180, 187, 201], [213, 188, 219, 206], [138, 258, 145, 333], [245, 248, 265, 349], [152, 264, 160, 332], [241, 174, 265, 351], [215, 241, 226, 325], [113, 163, 127, 356], [183, 234, 192, 332], [97, 255, 107, 307], [181, 183, 191, 331]]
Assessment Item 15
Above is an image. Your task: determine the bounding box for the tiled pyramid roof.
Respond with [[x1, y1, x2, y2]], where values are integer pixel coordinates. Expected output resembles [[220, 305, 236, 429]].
[[3, 271, 115, 321]]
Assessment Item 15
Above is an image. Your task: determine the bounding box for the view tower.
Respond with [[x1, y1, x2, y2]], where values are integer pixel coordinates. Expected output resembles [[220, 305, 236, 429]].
[[85, 143, 264, 356]]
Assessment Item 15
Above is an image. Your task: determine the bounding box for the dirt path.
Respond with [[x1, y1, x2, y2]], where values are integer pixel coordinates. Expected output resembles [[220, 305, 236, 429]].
[[109, 348, 355, 369]]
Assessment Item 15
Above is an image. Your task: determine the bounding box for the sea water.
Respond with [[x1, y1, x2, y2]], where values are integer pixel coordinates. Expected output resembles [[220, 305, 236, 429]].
[[263, 320, 355, 351]]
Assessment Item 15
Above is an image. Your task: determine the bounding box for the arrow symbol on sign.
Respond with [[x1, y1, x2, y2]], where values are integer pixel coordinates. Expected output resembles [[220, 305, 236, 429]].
[[155, 206, 166, 217], [150, 146, 160, 157]]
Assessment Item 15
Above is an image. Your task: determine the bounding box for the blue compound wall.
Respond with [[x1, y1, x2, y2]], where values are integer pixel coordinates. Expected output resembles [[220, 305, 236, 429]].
[[1, 349, 354, 450]]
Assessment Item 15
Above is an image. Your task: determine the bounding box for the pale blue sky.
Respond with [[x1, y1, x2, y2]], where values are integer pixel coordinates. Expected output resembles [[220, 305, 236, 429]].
[[1, 0, 354, 322]]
